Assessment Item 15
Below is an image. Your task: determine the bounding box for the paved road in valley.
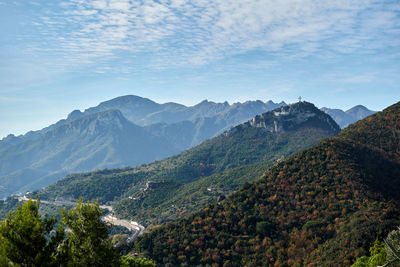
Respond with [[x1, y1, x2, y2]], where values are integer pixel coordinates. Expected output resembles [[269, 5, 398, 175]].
[[102, 214, 145, 241]]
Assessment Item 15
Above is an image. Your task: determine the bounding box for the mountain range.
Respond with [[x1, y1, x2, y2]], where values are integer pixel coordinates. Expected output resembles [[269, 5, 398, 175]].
[[134, 101, 400, 266], [0, 110, 180, 198], [0, 95, 373, 198]]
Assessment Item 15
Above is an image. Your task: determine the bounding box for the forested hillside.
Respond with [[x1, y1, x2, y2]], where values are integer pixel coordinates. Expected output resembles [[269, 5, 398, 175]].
[[37, 102, 339, 225], [134, 101, 400, 266], [114, 161, 272, 225]]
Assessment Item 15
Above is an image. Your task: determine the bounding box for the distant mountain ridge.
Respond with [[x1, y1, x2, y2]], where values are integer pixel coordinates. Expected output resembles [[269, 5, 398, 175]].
[[321, 105, 376, 128], [83, 95, 286, 127], [0, 96, 286, 151]]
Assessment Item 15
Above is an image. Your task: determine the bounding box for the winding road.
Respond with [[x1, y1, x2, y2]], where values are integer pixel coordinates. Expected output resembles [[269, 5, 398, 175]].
[[102, 214, 145, 241]]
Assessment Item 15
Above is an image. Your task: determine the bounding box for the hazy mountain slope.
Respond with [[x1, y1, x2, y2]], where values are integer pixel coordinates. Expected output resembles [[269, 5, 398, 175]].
[[320, 108, 351, 128], [145, 100, 288, 149], [0, 109, 91, 153], [84, 95, 187, 124], [39, 102, 340, 226], [0, 96, 163, 153], [134, 101, 400, 266], [84, 95, 238, 126], [84, 96, 288, 148], [346, 105, 376, 120], [0, 96, 230, 153], [0, 110, 179, 198], [84, 96, 286, 127], [321, 105, 376, 128], [139, 99, 230, 126]]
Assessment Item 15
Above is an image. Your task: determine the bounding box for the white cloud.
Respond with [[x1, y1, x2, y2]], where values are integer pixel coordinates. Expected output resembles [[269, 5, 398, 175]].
[[26, 0, 400, 71]]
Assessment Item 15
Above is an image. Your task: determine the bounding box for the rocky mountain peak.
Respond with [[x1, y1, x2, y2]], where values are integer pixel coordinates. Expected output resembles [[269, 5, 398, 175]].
[[346, 105, 375, 119], [67, 110, 83, 121], [50, 109, 131, 138], [100, 95, 156, 106], [234, 101, 340, 135], [83, 95, 161, 123], [194, 99, 216, 107], [347, 104, 368, 111], [77, 109, 127, 128]]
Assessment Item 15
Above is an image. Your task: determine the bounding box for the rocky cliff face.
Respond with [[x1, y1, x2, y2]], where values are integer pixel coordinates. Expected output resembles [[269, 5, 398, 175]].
[[236, 101, 340, 135]]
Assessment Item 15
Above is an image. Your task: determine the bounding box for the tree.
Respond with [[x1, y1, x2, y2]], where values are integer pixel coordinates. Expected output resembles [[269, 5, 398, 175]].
[[57, 198, 120, 266], [351, 226, 400, 267], [0, 199, 64, 266], [351, 240, 387, 267], [256, 220, 274, 236], [0, 198, 156, 266], [121, 255, 156, 267], [385, 227, 400, 266]]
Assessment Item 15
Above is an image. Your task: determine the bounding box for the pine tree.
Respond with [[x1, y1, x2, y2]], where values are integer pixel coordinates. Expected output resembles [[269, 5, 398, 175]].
[[0, 199, 64, 266], [56, 198, 120, 267]]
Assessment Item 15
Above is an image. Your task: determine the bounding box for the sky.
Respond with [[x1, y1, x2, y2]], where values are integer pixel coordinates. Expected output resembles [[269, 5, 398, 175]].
[[0, 0, 399, 138]]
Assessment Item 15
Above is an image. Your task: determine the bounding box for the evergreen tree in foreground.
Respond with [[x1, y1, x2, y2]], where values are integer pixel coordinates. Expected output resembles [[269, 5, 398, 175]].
[[352, 227, 400, 267], [0, 198, 154, 266], [56, 198, 120, 266], [0, 198, 64, 266]]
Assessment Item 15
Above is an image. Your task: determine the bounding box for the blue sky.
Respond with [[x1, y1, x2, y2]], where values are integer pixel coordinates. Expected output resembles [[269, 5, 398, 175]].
[[0, 0, 399, 138]]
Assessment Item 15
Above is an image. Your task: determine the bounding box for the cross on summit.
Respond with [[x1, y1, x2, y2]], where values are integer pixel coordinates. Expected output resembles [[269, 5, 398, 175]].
[[298, 96, 302, 102]]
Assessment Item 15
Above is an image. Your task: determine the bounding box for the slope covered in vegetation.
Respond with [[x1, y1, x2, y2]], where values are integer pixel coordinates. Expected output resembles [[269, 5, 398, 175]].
[[134, 101, 400, 266], [114, 161, 272, 225]]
